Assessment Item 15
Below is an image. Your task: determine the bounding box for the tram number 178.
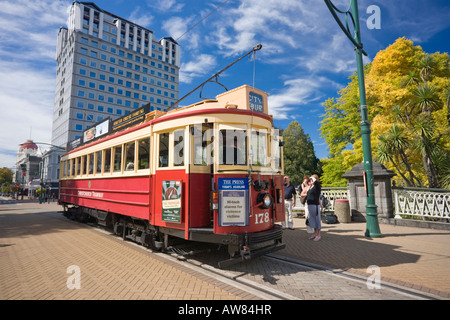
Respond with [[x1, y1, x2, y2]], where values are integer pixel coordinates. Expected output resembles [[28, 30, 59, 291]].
[[255, 212, 269, 224]]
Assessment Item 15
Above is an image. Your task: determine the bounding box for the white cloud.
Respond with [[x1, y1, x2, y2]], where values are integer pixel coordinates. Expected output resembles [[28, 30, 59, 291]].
[[179, 54, 217, 84], [0, 60, 54, 168], [0, 0, 69, 169], [147, 0, 185, 12], [268, 77, 340, 120], [127, 7, 154, 28]]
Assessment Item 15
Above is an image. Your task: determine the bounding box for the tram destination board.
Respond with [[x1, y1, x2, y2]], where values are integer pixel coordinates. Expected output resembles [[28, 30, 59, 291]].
[[112, 104, 150, 132], [218, 178, 249, 226]]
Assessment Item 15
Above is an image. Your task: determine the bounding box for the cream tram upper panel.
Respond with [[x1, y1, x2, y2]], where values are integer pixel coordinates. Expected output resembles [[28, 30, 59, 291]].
[[167, 85, 269, 115]]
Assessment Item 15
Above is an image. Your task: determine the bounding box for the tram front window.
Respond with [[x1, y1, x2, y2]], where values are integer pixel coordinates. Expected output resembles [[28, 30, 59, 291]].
[[250, 130, 267, 166], [219, 129, 247, 166], [193, 123, 213, 166]]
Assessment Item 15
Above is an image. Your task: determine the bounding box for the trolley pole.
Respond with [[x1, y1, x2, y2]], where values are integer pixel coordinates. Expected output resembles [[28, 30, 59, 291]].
[[324, 0, 381, 237]]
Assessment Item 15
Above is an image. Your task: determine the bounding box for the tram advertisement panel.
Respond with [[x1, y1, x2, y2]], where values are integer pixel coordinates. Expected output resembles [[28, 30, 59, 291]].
[[218, 178, 249, 226], [162, 180, 182, 223]]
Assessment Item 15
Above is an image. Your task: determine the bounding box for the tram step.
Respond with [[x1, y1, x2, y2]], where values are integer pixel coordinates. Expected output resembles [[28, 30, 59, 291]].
[[188, 228, 214, 233]]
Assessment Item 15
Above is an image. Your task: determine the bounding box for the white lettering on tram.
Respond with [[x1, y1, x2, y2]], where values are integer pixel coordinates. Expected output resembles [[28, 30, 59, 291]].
[[78, 191, 104, 198]]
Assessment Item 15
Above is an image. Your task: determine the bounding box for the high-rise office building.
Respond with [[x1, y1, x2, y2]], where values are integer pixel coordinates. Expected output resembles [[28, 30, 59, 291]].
[[46, 1, 180, 185], [52, 1, 180, 148]]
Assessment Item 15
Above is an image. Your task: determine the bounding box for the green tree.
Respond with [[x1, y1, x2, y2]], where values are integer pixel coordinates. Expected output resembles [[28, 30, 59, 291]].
[[320, 38, 450, 188], [282, 121, 320, 185], [0, 167, 13, 186]]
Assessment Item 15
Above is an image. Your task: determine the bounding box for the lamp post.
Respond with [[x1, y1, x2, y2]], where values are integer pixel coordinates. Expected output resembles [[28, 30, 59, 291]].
[[324, 0, 381, 237]]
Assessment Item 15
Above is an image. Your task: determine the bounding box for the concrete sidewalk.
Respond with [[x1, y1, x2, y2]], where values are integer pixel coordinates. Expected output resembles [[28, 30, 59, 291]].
[[279, 216, 450, 298]]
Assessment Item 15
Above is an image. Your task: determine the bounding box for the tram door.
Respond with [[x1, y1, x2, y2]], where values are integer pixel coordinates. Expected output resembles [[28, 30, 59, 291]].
[[188, 123, 214, 229], [153, 129, 190, 236]]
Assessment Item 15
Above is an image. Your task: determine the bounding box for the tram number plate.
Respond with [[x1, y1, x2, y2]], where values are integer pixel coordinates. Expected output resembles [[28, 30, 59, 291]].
[[255, 212, 269, 224]]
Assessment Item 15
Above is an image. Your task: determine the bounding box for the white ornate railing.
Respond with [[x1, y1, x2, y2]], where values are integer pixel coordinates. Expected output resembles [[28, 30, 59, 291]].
[[293, 187, 349, 212], [393, 187, 450, 221]]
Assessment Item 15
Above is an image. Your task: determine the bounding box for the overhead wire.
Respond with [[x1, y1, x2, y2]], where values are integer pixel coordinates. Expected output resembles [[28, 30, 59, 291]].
[[175, 0, 231, 42]]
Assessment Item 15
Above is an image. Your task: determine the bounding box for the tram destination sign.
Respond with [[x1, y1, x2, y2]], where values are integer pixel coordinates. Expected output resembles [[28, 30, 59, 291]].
[[112, 104, 150, 132], [249, 92, 263, 113], [218, 178, 249, 226]]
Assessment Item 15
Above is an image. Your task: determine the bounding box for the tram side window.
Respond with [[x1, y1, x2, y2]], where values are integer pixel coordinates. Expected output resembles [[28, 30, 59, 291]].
[[138, 138, 150, 169], [71, 159, 75, 176], [272, 135, 282, 170], [114, 145, 122, 172], [82, 155, 87, 175], [96, 151, 102, 174], [104, 148, 112, 173], [250, 130, 267, 166], [124, 142, 135, 171], [88, 153, 94, 174], [219, 129, 247, 165], [159, 133, 169, 167], [76, 157, 81, 175], [174, 129, 184, 166]]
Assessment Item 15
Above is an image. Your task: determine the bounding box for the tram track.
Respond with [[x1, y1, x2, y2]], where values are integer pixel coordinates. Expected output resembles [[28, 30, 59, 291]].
[[264, 253, 440, 300], [60, 211, 442, 300], [84, 219, 295, 300]]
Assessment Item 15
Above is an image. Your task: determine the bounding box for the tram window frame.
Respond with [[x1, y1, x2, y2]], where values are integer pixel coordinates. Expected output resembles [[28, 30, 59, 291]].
[[192, 123, 214, 166], [173, 129, 184, 167], [62, 161, 67, 178], [96, 150, 102, 175], [219, 128, 247, 166], [76, 157, 81, 176], [70, 159, 75, 176], [82, 155, 88, 175], [272, 135, 282, 170], [113, 145, 123, 172], [124, 141, 135, 172], [88, 153, 94, 175], [250, 129, 268, 167], [158, 132, 169, 168], [138, 138, 150, 170], [104, 148, 112, 173]]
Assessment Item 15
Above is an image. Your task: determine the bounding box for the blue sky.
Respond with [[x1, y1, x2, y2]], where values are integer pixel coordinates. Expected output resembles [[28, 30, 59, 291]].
[[0, 0, 449, 170]]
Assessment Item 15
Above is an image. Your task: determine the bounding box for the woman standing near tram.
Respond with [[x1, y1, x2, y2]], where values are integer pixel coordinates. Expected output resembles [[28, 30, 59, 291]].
[[306, 174, 322, 241]]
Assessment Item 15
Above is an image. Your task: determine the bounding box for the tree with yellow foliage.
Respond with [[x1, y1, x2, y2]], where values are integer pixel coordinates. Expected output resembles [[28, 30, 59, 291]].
[[320, 38, 449, 188]]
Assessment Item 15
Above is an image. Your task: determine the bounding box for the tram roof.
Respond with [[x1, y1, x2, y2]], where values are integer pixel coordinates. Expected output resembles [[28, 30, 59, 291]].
[[66, 85, 272, 155]]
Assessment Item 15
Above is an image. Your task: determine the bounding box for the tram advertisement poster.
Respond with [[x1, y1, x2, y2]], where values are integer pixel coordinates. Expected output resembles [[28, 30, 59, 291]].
[[162, 180, 182, 223], [218, 178, 249, 226]]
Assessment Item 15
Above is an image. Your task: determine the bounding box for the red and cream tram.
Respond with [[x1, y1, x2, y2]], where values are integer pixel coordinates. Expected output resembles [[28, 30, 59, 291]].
[[59, 85, 285, 267]]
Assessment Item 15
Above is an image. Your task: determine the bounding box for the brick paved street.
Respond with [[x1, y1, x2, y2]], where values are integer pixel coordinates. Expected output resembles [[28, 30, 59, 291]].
[[0, 202, 258, 300], [1, 200, 449, 300]]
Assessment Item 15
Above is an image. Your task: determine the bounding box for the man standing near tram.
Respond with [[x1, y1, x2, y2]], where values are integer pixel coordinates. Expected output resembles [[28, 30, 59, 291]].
[[283, 176, 296, 230]]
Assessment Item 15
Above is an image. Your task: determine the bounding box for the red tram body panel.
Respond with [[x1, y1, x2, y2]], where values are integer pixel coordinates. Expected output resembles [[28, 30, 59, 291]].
[[59, 85, 286, 266]]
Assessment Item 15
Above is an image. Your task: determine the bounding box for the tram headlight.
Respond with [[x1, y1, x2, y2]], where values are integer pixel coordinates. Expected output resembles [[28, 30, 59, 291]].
[[257, 192, 273, 209]]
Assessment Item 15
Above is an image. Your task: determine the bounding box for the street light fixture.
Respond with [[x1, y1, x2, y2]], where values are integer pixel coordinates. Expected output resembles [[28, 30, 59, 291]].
[[324, 0, 381, 237]]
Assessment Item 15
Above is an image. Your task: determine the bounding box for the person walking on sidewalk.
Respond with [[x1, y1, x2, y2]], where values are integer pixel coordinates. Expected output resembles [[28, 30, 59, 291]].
[[307, 174, 322, 241], [283, 176, 296, 230]]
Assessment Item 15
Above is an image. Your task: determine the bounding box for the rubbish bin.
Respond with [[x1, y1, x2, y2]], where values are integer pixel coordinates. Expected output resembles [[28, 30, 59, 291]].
[[334, 199, 351, 223]]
